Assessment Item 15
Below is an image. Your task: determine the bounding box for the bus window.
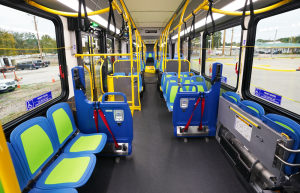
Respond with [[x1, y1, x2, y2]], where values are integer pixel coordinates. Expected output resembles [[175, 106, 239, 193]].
[[182, 40, 188, 60], [82, 34, 92, 101], [107, 37, 113, 71], [0, 5, 62, 125], [115, 39, 120, 60], [190, 36, 201, 72], [205, 26, 242, 89], [249, 8, 300, 115]]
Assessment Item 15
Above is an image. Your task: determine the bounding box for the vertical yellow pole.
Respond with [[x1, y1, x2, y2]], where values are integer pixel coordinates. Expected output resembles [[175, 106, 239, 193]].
[[0, 122, 21, 193], [177, 0, 190, 82]]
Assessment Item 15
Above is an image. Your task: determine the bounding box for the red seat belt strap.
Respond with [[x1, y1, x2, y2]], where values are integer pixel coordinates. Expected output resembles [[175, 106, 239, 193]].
[[98, 109, 120, 148], [94, 109, 99, 133], [184, 97, 201, 131], [199, 98, 205, 130]]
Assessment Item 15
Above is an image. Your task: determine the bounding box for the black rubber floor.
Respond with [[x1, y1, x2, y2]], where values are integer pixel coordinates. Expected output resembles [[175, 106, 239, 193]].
[[78, 78, 255, 193]]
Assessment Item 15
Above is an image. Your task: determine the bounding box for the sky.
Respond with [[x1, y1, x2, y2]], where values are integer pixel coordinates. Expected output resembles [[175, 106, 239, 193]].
[[0, 4, 56, 39]]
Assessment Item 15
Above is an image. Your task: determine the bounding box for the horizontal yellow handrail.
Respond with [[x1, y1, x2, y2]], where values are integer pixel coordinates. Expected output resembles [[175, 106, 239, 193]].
[[83, 65, 94, 101], [76, 53, 131, 59], [201, 0, 292, 16], [25, 0, 115, 17], [229, 107, 259, 128]]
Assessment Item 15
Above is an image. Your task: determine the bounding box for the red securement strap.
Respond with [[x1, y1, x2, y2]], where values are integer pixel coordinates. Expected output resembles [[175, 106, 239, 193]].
[[98, 109, 120, 148], [184, 97, 201, 131], [199, 98, 205, 130], [94, 109, 99, 133]]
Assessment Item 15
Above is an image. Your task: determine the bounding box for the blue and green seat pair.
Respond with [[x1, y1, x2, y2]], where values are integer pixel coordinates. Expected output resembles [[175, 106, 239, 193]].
[[223, 91, 300, 175], [8, 102, 107, 192]]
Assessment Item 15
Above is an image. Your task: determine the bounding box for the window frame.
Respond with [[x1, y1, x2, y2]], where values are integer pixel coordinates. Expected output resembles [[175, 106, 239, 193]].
[[201, 18, 244, 92], [242, 0, 300, 123], [189, 32, 202, 74], [1, 0, 69, 136]]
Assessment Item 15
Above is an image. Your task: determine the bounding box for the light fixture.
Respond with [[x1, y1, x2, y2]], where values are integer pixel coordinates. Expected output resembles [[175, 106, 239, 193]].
[[57, 0, 120, 33]]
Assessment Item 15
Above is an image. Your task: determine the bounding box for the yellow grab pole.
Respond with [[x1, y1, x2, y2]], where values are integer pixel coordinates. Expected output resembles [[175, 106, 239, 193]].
[[83, 65, 94, 101], [177, 0, 190, 81], [99, 59, 105, 94], [0, 121, 21, 193], [25, 0, 115, 17]]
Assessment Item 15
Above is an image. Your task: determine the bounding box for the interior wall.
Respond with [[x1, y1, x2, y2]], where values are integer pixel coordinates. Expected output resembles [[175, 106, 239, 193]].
[[121, 40, 127, 58], [146, 44, 154, 52]]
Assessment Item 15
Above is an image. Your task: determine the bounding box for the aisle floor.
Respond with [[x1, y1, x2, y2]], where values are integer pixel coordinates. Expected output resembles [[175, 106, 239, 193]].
[[78, 75, 254, 193]]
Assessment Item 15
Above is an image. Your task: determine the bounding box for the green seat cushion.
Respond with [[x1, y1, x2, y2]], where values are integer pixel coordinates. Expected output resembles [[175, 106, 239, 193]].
[[275, 121, 295, 133], [166, 80, 176, 95], [247, 106, 259, 114], [170, 106, 173, 109], [52, 108, 74, 144], [21, 125, 54, 174], [184, 74, 188, 77], [70, 135, 103, 152], [170, 86, 183, 103], [184, 80, 190, 90], [45, 157, 90, 185], [230, 96, 237, 103], [192, 85, 205, 92]]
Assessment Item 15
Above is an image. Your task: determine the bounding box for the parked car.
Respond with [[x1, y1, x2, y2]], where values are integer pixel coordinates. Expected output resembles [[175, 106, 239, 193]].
[[265, 51, 271, 54], [272, 51, 282, 54], [32, 60, 50, 67], [214, 50, 222, 55], [254, 52, 259, 56], [257, 51, 265, 54], [16, 61, 40, 70], [0, 78, 17, 93]]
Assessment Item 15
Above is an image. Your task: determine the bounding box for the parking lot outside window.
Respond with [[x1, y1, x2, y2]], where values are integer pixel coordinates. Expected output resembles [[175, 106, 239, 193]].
[[249, 8, 300, 115], [190, 37, 201, 72], [182, 40, 188, 60], [0, 5, 61, 125], [205, 26, 242, 89]]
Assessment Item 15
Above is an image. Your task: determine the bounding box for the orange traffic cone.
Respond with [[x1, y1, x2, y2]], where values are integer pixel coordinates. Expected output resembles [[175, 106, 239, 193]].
[[52, 75, 55, 83], [17, 82, 21, 88]]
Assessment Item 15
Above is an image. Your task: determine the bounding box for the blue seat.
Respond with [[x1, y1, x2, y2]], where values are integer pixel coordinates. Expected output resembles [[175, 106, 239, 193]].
[[7, 143, 78, 193], [181, 72, 195, 78], [261, 114, 300, 175], [114, 72, 126, 76], [239, 100, 265, 119], [190, 76, 207, 92], [10, 117, 96, 190], [166, 80, 184, 112], [129, 72, 143, 92], [163, 76, 178, 100], [161, 72, 177, 93], [47, 102, 107, 155], [174, 53, 184, 59], [222, 91, 241, 104]]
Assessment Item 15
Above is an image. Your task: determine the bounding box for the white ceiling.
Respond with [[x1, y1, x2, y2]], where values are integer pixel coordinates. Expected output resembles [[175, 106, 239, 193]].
[[124, 0, 183, 28]]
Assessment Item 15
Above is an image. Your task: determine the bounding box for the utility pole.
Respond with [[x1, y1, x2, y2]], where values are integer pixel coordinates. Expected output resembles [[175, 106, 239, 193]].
[[222, 29, 226, 56], [33, 16, 43, 60], [230, 27, 234, 56], [271, 29, 277, 58]]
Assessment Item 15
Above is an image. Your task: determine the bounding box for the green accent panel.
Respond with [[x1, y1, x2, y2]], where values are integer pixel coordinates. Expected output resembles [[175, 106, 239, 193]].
[[0, 178, 4, 193], [275, 121, 295, 133], [70, 135, 102, 152], [192, 85, 204, 92], [149, 53, 152, 57], [170, 86, 179, 103], [45, 157, 90, 184], [52, 108, 73, 144], [21, 125, 54, 174], [170, 106, 173, 109], [184, 75, 188, 77], [247, 106, 259, 114], [184, 80, 190, 90], [230, 96, 237, 103], [166, 80, 176, 95]]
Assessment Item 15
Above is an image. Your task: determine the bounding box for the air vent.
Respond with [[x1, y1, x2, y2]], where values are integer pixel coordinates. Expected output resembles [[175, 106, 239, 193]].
[[145, 30, 157, 33]]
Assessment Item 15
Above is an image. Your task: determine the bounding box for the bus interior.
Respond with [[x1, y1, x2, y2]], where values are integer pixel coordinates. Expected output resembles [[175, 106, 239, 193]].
[[1, 0, 300, 193]]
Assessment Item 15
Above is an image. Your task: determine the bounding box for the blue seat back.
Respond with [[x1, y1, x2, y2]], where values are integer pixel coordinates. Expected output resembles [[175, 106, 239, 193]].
[[46, 102, 77, 148], [239, 100, 265, 119], [261, 114, 300, 175], [7, 142, 28, 190], [114, 72, 126, 76], [129, 72, 142, 92], [222, 91, 241, 104], [161, 72, 176, 92], [181, 72, 195, 78], [190, 76, 207, 92], [164, 76, 179, 100], [172, 63, 223, 137], [174, 53, 184, 59], [10, 117, 59, 180]]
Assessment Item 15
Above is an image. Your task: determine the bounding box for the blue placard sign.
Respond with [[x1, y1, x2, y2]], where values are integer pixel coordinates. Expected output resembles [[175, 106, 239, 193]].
[[26, 91, 52, 111], [255, 88, 282, 105], [221, 76, 227, 83]]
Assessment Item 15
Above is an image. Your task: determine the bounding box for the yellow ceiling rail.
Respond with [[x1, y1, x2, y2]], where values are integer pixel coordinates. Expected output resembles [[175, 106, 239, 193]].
[[169, 0, 209, 34], [201, 0, 292, 16], [0, 121, 21, 193], [177, 0, 190, 80], [24, 0, 115, 17]]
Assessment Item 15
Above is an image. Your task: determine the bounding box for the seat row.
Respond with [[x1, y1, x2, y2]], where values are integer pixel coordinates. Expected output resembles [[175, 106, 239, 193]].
[[223, 91, 300, 175], [7, 102, 107, 193], [113, 72, 143, 92], [160, 72, 208, 111]]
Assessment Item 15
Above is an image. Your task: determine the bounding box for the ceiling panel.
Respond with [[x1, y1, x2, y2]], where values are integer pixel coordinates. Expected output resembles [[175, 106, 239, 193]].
[[124, 0, 183, 12], [137, 23, 167, 28], [131, 12, 173, 23]]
